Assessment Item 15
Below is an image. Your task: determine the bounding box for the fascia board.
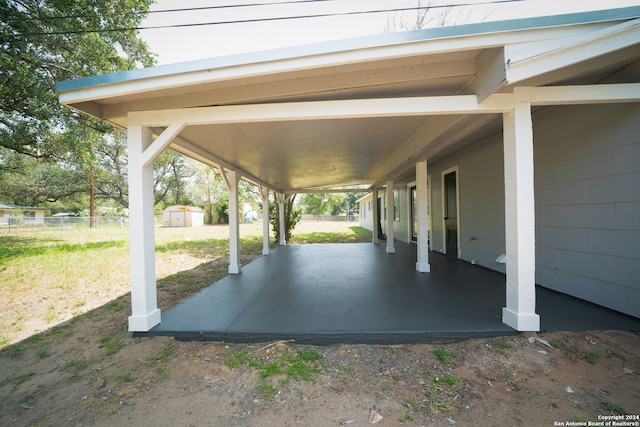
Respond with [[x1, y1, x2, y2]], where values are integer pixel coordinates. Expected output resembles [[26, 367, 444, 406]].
[[57, 7, 640, 106], [505, 19, 640, 84]]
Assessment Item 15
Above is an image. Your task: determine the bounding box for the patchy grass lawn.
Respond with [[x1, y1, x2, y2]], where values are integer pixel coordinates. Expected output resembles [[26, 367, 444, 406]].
[[0, 220, 370, 347]]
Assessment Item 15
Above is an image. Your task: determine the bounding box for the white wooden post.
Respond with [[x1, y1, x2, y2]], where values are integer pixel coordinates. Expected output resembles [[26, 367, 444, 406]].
[[416, 160, 431, 272], [502, 101, 540, 331], [371, 188, 380, 244], [277, 193, 286, 245], [260, 186, 270, 255], [222, 168, 242, 274], [386, 181, 395, 253], [127, 125, 161, 331]]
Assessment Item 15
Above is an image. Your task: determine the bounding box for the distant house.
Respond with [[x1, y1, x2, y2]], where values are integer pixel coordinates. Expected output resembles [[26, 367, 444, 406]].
[[0, 204, 46, 225], [162, 205, 204, 227], [57, 6, 640, 333]]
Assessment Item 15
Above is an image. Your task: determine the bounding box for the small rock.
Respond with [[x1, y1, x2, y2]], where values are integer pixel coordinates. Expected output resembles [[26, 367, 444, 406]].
[[446, 417, 456, 424], [566, 386, 574, 394]]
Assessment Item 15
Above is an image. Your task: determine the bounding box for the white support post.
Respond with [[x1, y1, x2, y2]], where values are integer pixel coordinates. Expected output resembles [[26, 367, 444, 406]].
[[416, 161, 431, 272], [502, 101, 540, 331], [222, 168, 242, 274], [371, 188, 380, 244], [260, 186, 270, 255], [277, 193, 286, 246], [127, 125, 161, 331], [386, 181, 395, 254]]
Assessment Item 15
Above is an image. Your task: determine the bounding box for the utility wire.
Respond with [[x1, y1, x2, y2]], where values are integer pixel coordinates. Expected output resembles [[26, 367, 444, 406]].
[[5, 0, 528, 37], [4, 0, 337, 22]]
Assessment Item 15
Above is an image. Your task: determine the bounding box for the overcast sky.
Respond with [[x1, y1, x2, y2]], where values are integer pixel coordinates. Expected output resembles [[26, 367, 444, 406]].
[[140, 0, 639, 65]]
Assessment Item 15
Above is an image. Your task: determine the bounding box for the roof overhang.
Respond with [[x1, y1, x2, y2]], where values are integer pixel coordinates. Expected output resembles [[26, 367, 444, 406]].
[[57, 7, 640, 193]]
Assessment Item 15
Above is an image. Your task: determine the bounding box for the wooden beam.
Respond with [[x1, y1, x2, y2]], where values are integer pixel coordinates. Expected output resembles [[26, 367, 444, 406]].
[[140, 121, 186, 168], [127, 94, 515, 127], [515, 83, 640, 105]]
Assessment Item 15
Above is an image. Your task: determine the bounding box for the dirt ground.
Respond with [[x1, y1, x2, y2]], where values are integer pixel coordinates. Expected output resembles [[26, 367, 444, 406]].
[[1, 302, 639, 426], [1, 224, 639, 426]]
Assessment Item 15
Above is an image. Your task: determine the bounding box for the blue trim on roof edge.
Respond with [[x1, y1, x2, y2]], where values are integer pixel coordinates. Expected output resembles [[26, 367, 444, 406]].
[[56, 6, 640, 93]]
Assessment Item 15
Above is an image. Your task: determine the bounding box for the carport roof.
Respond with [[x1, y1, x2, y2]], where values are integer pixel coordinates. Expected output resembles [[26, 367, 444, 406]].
[[57, 6, 640, 193]]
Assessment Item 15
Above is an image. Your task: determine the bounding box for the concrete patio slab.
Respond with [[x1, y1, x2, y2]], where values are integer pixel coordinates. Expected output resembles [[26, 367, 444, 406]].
[[137, 243, 640, 344]]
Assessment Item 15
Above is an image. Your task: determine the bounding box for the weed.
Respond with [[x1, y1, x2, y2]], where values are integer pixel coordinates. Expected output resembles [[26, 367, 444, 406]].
[[44, 306, 58, 324], [151, 348, 173, 363], [100, 331, 126, 356], [433, 348, 457, 366], [36, 346, 51, 358], [258, 379, 278, 398], [338, 365, 354, 375], [224, 347, 248, 368], [497, 341, 513, 354], [575, 415, 588, 422], [552, 340, 600, 364], [64, 358, 88, 376], [7, 345, 25, 358], [112, 370, 133, 383], [0, 336, 8, 347], [156, 367, 170, 380], [428, 387, 441, 413], [404, 396, 416, 407], [403, 412, 413, 421], [601, 401, 628, 415], [285, 359, 322, 381], [0, 372, 35, 387], [259, 362, 283, 379], [106, 299, 128, 312], [436, 374, 459, 386], [297, 347, 322, 362]]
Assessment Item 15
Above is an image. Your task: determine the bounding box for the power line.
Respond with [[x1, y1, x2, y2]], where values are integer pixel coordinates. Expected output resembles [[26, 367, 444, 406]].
[[5, 0, 528, 37], [4, 0, 336, 22]]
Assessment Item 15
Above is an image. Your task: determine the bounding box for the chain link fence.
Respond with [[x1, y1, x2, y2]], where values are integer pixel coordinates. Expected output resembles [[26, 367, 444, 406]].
[[0, 216, 130, 234]]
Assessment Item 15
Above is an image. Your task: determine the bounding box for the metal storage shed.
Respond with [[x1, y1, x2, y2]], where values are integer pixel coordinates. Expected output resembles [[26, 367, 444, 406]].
[[162, 205, 204, 227]]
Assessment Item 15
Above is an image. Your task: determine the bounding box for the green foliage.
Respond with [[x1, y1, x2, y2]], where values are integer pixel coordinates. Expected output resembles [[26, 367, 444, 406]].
[[0, 372, 34, 387], [6, 344, 25, 358], [156, 367, 170, 380], [433, 348, 457, 366], [497, 340, 513, 354], [601, 401, 628, 415], [112, 370, 133, 383], [289, 226, 372, 244], [224, 347, 249, 368], [551, 339, 600, 364], [100, 331, 127, 356], [224, 345, 324, 398], [64, 358, 88, 376], [435, 374, 459, 386], [36, 346, 51, 358], [269, 195, 302, 243], [258, 379, 278, 398], [1, 0, 155, 158]]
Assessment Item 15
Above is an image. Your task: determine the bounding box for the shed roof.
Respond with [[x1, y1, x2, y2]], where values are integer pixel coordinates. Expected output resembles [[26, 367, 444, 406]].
[[57, 7, 640, 193]]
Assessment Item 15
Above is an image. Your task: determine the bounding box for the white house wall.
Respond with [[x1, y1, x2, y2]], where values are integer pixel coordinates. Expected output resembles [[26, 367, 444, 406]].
[[427, 103, 640, 318], [534, 103, 640, 318], [394, 188, 410, 243]]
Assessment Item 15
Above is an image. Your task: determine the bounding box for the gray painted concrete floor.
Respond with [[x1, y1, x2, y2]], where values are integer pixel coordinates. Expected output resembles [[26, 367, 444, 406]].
[[139, 243, 640, 345]]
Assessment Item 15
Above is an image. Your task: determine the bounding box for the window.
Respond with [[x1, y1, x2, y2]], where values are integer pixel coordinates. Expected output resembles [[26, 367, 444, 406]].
[[393, 190, 400, 220]]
